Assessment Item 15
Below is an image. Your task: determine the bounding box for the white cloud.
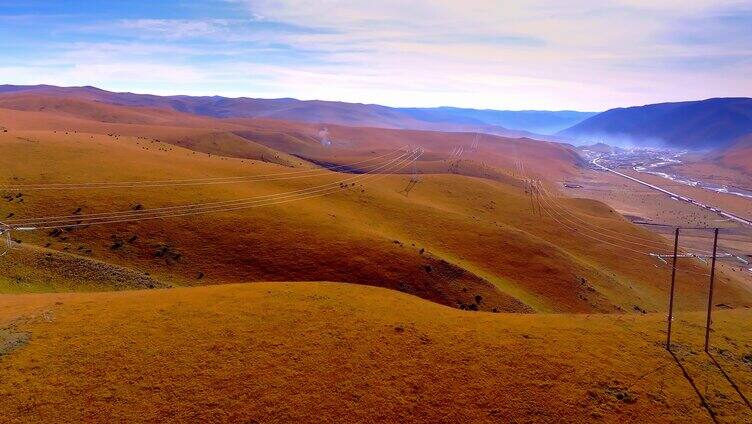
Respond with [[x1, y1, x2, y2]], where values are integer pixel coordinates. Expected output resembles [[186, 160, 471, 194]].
[[2, 0, 750, 109], [115, 19, 235, 40], [217, 0, 752, 108]]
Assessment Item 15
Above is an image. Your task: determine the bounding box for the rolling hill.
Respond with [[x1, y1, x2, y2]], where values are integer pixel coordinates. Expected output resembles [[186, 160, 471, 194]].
[[0, 84, 593, 135], [1, 282, 751, 423], [0, 96, 749, 314], [710, 133, 752, 175], [0, 93, 584, 178], [559, 98, 752, 150], [1, 91, 752, 423]]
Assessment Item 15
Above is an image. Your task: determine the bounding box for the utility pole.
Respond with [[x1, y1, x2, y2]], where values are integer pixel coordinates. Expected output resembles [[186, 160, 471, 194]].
[[704, 228, 719, 353], [666, 227, 680, 351]]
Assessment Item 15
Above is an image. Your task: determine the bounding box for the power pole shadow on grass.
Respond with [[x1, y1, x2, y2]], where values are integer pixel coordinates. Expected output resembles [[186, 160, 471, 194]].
[[668, 350, 719, 424], [662, 226, 752, 421], [706, 353, 752, 412]]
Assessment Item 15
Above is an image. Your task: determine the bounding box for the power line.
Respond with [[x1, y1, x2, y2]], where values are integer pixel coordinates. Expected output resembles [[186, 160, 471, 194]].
[[535, 182, 714, 277], [534, 181, 659, 258], [0, 147, 409, 191], [6, 149, 414, 226], [10, 149, 418, 229], [537, 182, 714, 255], [8, 148, 423, 231]]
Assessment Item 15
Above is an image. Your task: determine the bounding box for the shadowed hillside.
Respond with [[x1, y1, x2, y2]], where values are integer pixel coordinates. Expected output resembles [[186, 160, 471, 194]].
[[560, 98, 752, 149]]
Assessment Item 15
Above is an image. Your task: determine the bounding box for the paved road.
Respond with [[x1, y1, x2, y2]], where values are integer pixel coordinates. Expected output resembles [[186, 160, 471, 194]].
[[592, 158, 752, 228]]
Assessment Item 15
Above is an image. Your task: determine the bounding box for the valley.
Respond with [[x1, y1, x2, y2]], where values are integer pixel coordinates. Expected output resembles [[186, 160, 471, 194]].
[[0, 89, 750, 423], [3, 1, 752, 421]]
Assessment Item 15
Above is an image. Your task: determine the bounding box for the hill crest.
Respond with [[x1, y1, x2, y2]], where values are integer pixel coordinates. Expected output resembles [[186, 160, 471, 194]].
[[0, 84, 592, 135]]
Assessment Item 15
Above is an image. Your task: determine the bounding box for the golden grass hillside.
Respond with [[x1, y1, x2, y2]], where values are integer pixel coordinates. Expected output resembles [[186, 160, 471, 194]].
[[0, 125, 750, 313], [0, 95, 582, 180], [0, 94, 751, 423], [1, 282, 751, 423]]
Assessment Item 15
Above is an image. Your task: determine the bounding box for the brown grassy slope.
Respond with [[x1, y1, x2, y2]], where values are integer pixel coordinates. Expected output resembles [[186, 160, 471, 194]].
[[1, 102, 749, 312], [0, 243, 169, 293], [0, 105, 302, 167], [0, 129, 530, 312], [714, 133, 752, 175], [0, 84, 540, 137], [0, 94, 234, 128], [0, 282, 751, 423], [227, 118, 583, 179], [1, 128, 750, 313], [0, 97, 581, 180]]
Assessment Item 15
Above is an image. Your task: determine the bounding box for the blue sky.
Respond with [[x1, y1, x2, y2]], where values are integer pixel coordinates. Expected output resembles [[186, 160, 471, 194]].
[[1, 0, 751, 110]]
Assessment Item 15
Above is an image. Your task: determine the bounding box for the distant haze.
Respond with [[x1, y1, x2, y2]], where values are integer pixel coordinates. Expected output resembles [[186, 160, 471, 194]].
[[559, 98, 752, 150]]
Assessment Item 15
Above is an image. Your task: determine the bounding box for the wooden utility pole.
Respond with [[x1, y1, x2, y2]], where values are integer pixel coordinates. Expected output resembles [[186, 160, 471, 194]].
[[666, 227, 680, 350], [704, 228, 719, 353]]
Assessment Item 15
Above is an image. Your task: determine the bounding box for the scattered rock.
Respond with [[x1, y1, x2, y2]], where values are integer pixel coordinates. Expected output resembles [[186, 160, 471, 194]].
[[743, 354, 752, 366], [605, 386, 637, 404], [0, 328, 31, 357]]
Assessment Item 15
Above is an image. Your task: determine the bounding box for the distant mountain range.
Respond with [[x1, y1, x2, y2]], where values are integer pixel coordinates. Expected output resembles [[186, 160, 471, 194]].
[[395, 107, 595, 134], [559, 97, 752, 150], [4, 85, 751, 153], [0, 84, 593, 136]]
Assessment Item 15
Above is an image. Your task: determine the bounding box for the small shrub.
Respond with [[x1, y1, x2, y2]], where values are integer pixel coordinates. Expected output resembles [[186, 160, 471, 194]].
[[743, 354, 752, 365]]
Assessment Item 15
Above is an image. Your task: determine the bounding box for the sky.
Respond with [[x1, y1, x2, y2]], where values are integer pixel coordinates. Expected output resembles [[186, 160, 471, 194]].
[[0, 0, 751, 111]]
